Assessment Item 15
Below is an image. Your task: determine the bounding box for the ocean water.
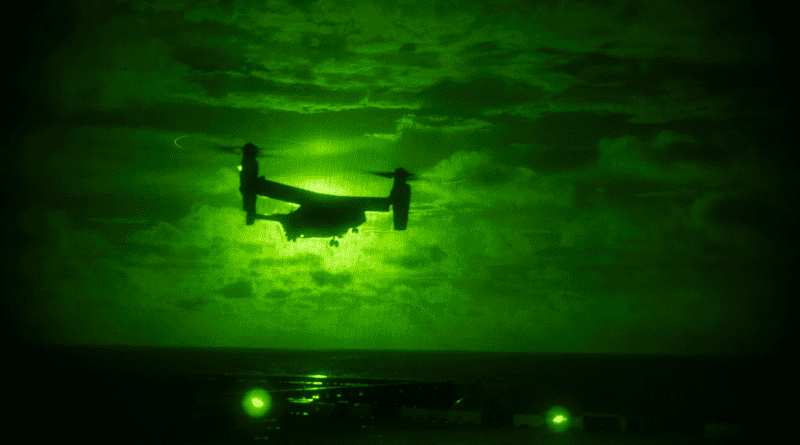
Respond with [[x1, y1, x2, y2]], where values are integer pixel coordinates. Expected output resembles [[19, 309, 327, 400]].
[[15, 344, 786, 443], [25, 345, 781, 421]]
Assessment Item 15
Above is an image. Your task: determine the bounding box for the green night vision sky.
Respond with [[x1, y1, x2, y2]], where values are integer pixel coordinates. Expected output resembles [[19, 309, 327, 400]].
[[8, 0, 793, 353]]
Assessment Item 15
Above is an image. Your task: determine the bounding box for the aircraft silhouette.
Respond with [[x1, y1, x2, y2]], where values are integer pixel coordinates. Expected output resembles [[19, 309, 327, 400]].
[[238, 143, 412, 247]]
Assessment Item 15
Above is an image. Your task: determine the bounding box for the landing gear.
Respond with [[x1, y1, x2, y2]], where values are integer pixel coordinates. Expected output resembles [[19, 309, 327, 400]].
[[329, 238, 339, 247]]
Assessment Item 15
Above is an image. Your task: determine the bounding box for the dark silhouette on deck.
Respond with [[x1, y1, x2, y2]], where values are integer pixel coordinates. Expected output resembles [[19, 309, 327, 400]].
[[238, 143, 412, 246]]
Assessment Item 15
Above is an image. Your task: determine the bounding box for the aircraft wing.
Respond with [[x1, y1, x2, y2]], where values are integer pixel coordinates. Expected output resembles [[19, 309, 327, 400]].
[[254, 178, 390, 212]]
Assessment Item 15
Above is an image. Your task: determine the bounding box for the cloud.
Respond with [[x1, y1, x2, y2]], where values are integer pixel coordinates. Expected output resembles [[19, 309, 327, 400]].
[[446, 151, 534, 186], [263, 290, 291, 312], [420, 151, 555, 212], [175, 296, 216, 312], [540, 265, 570, 281], [389, 244, 448, 269], [14, 205, 125, 304], [310, 270, 353, 287], [174, 204, 248, 244], [198, 167, 239, 194], [596, 135, 652, 177], [16, 205, 73, 256], [595, 134, 743, 191], [250, 254, 323, 270], [650, 130, 698, 150], [426, 151, 487, 181], [126, 220, 185, 245], [218, 280, 254, 299], [688, 191, 783, 252]]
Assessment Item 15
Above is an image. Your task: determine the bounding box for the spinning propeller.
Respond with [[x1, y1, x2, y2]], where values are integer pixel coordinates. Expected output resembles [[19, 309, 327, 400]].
[[364, 168, 418, 181], [364, 168, 467, 184]]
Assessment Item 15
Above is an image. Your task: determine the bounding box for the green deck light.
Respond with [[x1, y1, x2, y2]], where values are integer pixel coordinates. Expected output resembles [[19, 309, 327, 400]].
[[545, 406, 571, 433], [242, 388, 272, 418]]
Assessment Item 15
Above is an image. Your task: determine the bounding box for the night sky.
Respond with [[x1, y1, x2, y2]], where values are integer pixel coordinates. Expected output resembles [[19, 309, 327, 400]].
[[6, 0, 794, 354]]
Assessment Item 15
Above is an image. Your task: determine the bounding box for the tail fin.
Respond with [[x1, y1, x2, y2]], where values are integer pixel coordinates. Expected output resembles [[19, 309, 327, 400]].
[[392, 182, 411, 230]]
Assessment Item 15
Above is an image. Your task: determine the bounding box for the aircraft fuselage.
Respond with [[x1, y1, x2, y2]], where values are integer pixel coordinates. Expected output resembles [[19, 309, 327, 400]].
[[283, 205, 366, 241], [239, 144, 408, 245]]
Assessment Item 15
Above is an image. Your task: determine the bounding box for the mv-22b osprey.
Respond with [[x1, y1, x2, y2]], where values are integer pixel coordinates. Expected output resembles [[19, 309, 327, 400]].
[[238, 143, 412, 247]]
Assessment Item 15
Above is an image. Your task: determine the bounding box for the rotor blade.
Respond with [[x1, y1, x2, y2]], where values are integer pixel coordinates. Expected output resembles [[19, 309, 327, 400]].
[[212, 145, 241, 154], [363, 170, 419, 179], [365, 171, 396, 178], [212, 145, 283, 158]]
